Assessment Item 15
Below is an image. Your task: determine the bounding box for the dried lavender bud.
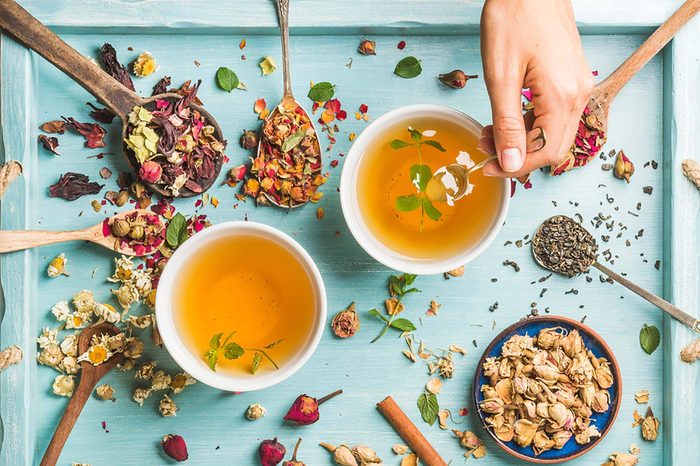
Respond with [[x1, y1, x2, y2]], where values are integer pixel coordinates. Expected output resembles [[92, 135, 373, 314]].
[[240, 129, 259, 150], [331, 303, 359, 338], [100, 43, 135, 91], [259, 438, 286, 466], [49, 172, 103, 201], [161, 434, 188, 462], [437, 70, 478, 89]]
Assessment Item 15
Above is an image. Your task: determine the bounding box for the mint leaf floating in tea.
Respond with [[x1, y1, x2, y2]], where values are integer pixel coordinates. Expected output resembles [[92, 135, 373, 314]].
[[204, 330, 283, 373], [394, 56, 422, 79], [283, 390, 343, 425], [639, 324, 660, 355], [307, 82, 336, 102], [417, 392, 439, 426], [370, 273, 420, 343], [216, 66, 240, 92], [396, 194, 420, 212]]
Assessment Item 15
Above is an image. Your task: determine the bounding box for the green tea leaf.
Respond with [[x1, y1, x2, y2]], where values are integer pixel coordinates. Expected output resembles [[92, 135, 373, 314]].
[[417, 393, 439, 425], [394, 56, 422, 79], [223, 342, 245, 360], [410, 164, 432, 192], [204, 349, 218, 371], [166, 213, 187, 248], [281, 129, 307, 153], [422, 198, 442, 222], [390, 139, 412, 150], [216, 66, 240, 92], [252, 352, 263, 374], [209, 332, 223, 350], [639, 324, 660, 355], [307, 82, 336, 102], [409, 127, 422, 142], [396, 194, 420, 212], [391, 318, 417, 332], [423, 140, 447, 152], [368, 309, 389, 323]]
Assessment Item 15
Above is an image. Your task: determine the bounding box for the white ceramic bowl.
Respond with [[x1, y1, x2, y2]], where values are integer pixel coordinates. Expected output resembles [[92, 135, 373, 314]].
[[340, 104, 510, 275], [156, 221, 327, 392]]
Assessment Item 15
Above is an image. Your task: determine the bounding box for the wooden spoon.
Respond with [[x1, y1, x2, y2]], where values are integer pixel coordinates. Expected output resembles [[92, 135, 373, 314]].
[[0, 209, 159, 256], [256, 0, 322, 209], [532, 216, 700, 333], [0, 0, 224, 197], [40, 322, 123, 466], [584, 0, 700, 143]]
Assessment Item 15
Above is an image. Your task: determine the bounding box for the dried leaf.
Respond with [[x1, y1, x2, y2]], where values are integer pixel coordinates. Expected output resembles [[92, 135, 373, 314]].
[[40, 120, 65, 134], [0, 161, 22, 198]]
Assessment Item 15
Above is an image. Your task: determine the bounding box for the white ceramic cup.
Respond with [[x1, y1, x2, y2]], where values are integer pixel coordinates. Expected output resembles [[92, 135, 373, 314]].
[[340, 104, 510, 275], [155, 221, 327, 392]]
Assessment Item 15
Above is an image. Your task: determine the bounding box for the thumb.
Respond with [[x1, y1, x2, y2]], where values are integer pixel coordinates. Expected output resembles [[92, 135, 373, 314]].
[[488, 84, 527, 173]]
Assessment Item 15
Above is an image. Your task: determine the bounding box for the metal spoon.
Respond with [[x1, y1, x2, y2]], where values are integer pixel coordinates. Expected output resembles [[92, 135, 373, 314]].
[[0, 209, 159, 256], [256, 0, 322, 209], [0, 0, 224, 198], [40, 322, 123, 466], [532, 215, 700, 333]]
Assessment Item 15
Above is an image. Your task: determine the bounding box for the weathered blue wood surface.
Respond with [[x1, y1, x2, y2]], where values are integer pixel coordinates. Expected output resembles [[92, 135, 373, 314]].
[[0, 1, 698, 465]]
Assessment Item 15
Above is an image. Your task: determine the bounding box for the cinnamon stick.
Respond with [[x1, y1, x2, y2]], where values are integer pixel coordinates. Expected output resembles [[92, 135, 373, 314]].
[[376, 395, 448, 466]]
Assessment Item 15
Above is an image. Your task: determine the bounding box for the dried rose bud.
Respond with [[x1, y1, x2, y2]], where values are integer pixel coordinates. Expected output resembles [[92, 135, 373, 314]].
[[438, 70, 478, 89], [139, 160, 163, 184], [161, 434, 188, 462], [111, 219, 131, 238], [259, 438, 286, 466], [358, 39, 376, 55], [283, 390, 342, 425], [240, 130, 259, 150], [613, 150, 634, 183], [331, 303, 359, 338], [228, 165, 248, 184], [282, 438, 305, 466]]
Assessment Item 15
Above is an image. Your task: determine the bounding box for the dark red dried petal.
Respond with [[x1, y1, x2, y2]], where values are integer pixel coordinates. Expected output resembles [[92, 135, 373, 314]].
[[38, 135, 60, 155], [49, 172, 103, 201], [62, 117, 107, 149]]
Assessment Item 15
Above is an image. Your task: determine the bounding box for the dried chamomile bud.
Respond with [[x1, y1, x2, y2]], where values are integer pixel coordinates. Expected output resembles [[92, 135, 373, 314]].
[[52, 374, 75, 397], [331, 302, 360, 339], [170, 372, 196, 394], [132, 387, 152, 406], [132, 51, 158, 77], [77, 342, 111, 366], [95, 384, 116, 401], [246, 403, 267, 421], [47, 253, 69, 278], [159, 394, 178, 417], [135, 360, 157, 380], [150, 370, 172, 391], [94, 303, 120, 324]]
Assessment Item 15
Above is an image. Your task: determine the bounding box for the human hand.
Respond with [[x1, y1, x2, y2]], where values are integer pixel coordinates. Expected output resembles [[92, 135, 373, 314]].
[[479, 0, 594, 177]]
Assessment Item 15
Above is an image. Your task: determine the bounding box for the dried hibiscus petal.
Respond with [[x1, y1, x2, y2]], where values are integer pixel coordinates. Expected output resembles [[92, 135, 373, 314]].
[[152, 76, 171, 96], [49, 172, 103, 201], [38, 135, 60, 155], [99, 43, 135, 91], [283, 390, 342, 425], [62, 117, 107, 149], [86, 102, 115, 124]]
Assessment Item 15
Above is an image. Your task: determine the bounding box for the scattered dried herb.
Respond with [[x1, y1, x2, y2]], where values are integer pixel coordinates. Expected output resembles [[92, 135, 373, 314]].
[[453, 430, 487, 459], [532, 215, 598, 277], [40, 120, 65, 134], [38, 135, 60, 155], [319, 442, 382, 465], [86, 102, 115, 124], [369, 273, 419, 342], [259, 438, 286, 466], [240, 129, 258, 150], [633, 406, 659, 441], [680, 338, 700, 363], [438, 70, 478, 89], [132, 51, 158, 77], [49, 172, 103, 201], [151, 76, 171, 96], [331, 302, 360, 338], [394, 56, 422, 79], [204, 330, 282, 374], [681, 159, 700, 190], [47, 253, 69, 278], [0, 161, 23, 199], [284, 390, 342, 425], [161, 434, 188, 462], [99, 43, 135, 90], [358, 39, 376, 55], [62, 117, 107, 149], [0, 345, 22, 371], [282, 438, 305, 466], [259, 56, 277, 76], [613, 150, 634, 182], [639, 324, 660, 355], [552, 105, 605, 175], [104, 210, 164, 255], [216, 66, 239, 92], [308, 82, 336, 102], [417, 392, 439, 426]]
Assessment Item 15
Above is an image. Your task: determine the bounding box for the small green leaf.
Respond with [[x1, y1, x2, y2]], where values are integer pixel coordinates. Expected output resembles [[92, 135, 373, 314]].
[[394, 56, 422, 79], [409, 127, 422, 142], [417, 393, 439, 425], [307, 82, 336, 102], [410, 164, 432, 192], [281, 129, 307, 153], [390, 139, 412, 150], [390, 318, 417, 332], [252, 352, 263, 374], [423, 140, 447, 152], [166, 213, 187, 248], [223, 342, 245, 360], [216, 66, 239, 92], [368, 309, 389, 322], [204, 349, 218, 371], [396, 194, 420, 212], [209, 332, 223, 350], [422, 198, 442, 222], [639, 324, 661, 355]]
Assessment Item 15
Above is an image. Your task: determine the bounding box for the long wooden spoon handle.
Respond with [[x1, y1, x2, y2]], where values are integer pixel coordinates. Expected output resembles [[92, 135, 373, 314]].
[[39, 380, 95, 466], [597, 0, 700, 101], [275, 0, 293, 98], [0, 0, 139, 119], [593, 262, 700, 333], [0, 230, 87, 253]]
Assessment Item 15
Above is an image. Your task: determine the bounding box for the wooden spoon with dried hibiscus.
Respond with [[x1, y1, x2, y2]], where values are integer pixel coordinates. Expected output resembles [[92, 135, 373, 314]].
[[0, 0, 226, 198]]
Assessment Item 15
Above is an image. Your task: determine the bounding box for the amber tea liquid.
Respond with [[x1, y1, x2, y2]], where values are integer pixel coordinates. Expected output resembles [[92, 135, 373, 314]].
[[175, 234, 316, 375], [357, 115, 503, 260]]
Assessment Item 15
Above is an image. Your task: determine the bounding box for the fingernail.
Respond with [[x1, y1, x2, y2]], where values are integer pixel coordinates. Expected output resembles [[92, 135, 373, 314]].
[[500, 147, 523, 172]]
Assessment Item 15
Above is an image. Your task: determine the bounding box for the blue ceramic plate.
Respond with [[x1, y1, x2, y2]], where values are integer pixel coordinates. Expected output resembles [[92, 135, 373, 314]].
[[473, 316, 622, 464]]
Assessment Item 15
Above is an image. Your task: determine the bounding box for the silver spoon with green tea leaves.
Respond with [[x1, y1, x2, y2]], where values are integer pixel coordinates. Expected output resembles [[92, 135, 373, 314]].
[[532, 215, 700, 333]]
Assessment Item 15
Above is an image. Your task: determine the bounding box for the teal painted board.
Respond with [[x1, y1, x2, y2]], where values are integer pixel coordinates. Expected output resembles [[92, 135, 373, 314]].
[[0, 3, 697, 466]]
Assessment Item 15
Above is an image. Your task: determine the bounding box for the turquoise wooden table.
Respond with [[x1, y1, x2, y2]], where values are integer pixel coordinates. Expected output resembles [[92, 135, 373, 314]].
[[1, 1, 699, 465]]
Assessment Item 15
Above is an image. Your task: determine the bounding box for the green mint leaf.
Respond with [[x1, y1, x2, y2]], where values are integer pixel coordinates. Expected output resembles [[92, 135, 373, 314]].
[[410, 164, 432, 192], [417, 393, 439, 425], [390, 318, 417, 332], [223, 342, 245, 360], [422, 198, 442, 222], [390, 139, 412, 150], [639, 324, 660, 355], [401, 274, 417, 286], [394, 56, 422, 79], [402, 287, 421, 295], [216, 66, 240, 92], [396, 194, 420, 212], [307, 82, 336, 102], [166, 213, 187, 248], [265, 339, 284, 349], [204, 349, 218, 371], [281, 128, 306, 153], [252, 352, 263, 374], [423, 140, 446, 152], [368, 309, 389, 323], [209, 332, 224, 350], [408, 127, 422, 142]]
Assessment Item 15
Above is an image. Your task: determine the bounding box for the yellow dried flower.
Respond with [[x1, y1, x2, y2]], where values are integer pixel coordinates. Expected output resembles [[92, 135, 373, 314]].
[[170, 372, 196, 394], [95, 384, 116, 401], [150, 370, 172, 391], [47, 253, 69, 278], [132, 387, 152, 406], [159, 394, 178, 417], [246, 403, 267, 420], [135, 360, 157, 380], [52, 374, 75, 397], [78, 344, 110, 366], [132, 51, 158, 77]]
